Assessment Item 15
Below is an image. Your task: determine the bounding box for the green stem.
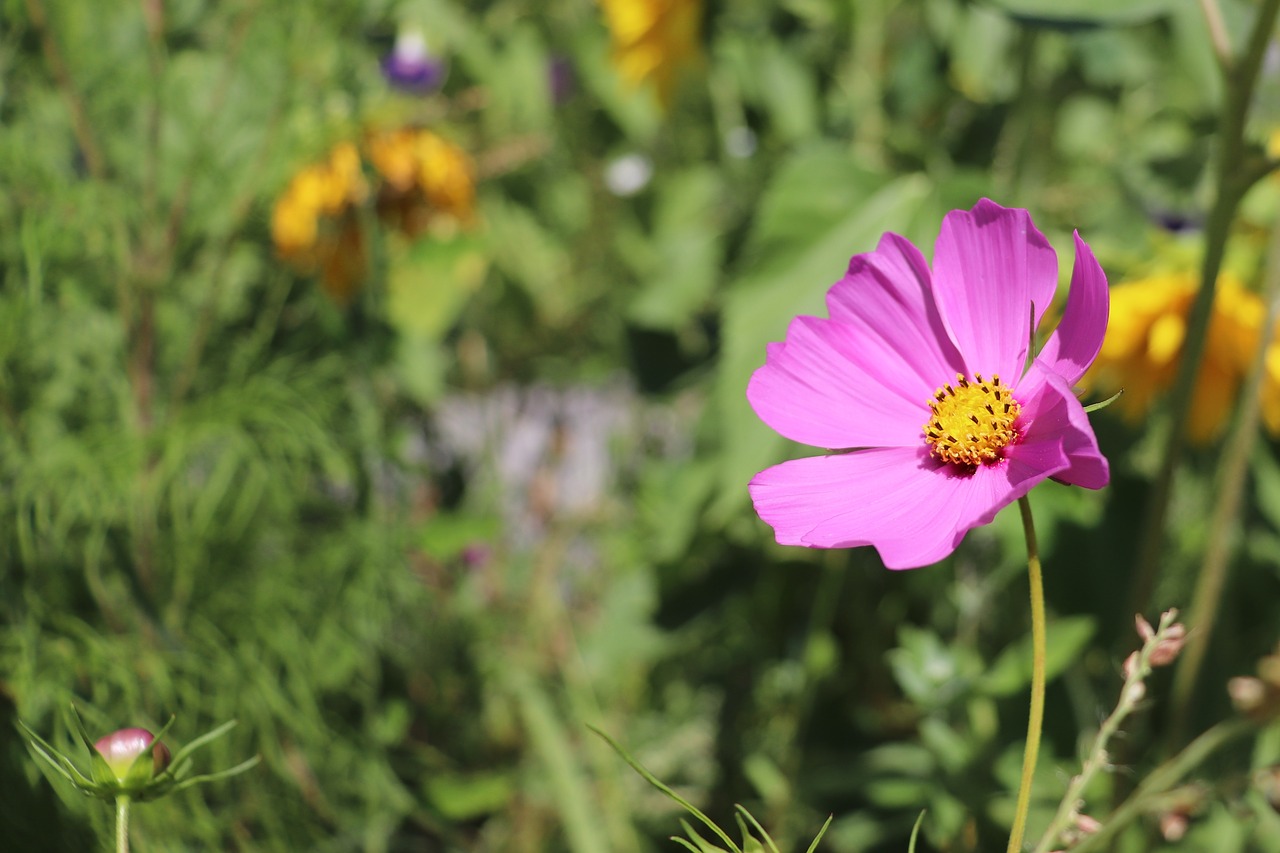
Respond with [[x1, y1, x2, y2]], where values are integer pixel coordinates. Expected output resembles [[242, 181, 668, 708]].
[[1128, 0, 1280, 616], [1067, 718, 1254, 853], [1169, 193, 1280, 741], [1032, 611, 1181, 853], [116, 795, 131, 853], [1198, 0, 1232, 68], [1007, 496, 1046, 853]]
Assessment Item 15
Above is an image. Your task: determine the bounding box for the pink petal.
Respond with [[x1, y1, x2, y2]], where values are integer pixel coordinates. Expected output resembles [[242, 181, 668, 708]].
[[1037, 232, 1109, 386], [750, 447, 1035, 570], [932, 199, 1059, 383], [747, 314, 935, 449], [826, 232, 966, 389], [1014, 363, 1110, 489]]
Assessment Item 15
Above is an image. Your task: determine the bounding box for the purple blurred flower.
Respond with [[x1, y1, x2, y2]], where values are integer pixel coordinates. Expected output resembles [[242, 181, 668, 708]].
[[460, 543, 493, 569], [382, 30, 447, 94], [549, 56, 576, 105]]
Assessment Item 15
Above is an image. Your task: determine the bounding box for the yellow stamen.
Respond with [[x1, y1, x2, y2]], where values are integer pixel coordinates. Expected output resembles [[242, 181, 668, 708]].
[[923, 373, 1021, 466]]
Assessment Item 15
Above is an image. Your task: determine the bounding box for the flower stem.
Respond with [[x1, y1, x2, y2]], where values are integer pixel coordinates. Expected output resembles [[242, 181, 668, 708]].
[[1128, 0, 1280, 617], [116, 795, 131, 853], [1169, 188, 1280, 742], [1007, 495, 1046, 853]]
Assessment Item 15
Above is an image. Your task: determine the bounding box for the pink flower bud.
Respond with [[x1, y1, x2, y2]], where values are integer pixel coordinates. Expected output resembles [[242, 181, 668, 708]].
[[1135, 614, 1155, 642], [1159, 811, 1188, 842], [1230, 676, 1268, 714], [1149, 623, 1187, 667], [94, 728, 171, 782], [1122, 650, 1141, 679], [1075, 813, 1102, 835]]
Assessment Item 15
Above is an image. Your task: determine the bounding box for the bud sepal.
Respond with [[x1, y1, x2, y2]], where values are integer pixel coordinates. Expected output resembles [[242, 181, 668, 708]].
[[18, 704, 259, 803]]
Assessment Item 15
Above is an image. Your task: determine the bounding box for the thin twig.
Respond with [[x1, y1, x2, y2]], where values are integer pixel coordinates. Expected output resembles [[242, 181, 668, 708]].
[[1068, 718, 1254, 853], [162, 4, 258, 255], [168, 95, 288, 412], [1032, 611, 1183, 853], [1198, 0, 1233, 69], [23, 0, 106, 178]]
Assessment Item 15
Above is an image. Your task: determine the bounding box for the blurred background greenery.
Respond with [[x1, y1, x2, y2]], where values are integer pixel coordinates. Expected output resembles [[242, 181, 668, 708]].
[[5, 0, 1280, 850]]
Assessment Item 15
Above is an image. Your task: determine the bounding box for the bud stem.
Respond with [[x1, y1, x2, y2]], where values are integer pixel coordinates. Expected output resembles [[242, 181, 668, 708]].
[[116, 795, 131, 853]]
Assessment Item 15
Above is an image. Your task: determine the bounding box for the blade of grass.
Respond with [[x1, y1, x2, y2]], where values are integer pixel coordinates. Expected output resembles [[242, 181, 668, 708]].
[[589, 723, 742, 853], [908, 810, 927, 853], [802, 815, 834, 853], [735, 805, 780, 853]]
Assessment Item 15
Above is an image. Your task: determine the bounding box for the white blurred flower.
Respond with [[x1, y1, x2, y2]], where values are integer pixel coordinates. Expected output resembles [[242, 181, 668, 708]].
[[724, 126, 757, 159], [605, 153, 653, 196]]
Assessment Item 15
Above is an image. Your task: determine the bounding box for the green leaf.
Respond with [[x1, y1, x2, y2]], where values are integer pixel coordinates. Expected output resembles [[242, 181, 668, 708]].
[[482, 195, 578, 325], [1083, 389, 1124, 413], [755, 43, 819, 142], [628, 166, 725, 330], [68, 705, 119, 788], [510, 676, 610, 853], [742, 752, 789, 805], [423, 771, 516, 820], [979, 616, 1096, 697], [386, 233, 489, 338], [166, 756, 262, 798], [948, 6, 1019, 103], [985, 0, 1176, 26], [16, 718, 96, 789], [418, 513, 501, 562], [887, 626, 983, 709], [165, 718, 232, 772]]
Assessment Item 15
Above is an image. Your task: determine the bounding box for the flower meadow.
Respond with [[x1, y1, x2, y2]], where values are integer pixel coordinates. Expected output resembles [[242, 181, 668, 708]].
[[8, 1, 1280, 851]]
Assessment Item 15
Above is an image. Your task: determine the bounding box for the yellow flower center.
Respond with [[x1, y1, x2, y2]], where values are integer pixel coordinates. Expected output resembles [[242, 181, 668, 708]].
[[923, 374, 1021, 467]]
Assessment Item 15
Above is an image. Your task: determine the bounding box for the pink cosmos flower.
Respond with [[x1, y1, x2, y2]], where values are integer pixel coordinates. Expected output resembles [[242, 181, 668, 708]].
[[748, 199, 1110, 569]]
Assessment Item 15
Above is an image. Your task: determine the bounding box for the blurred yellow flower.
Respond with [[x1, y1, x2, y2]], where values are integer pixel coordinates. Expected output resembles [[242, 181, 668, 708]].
[[366, 129, 418, 192], [367, 128, 475, 237], [598, 0, 701, 108], [270, 143, 368, 263], [1085, 270, 1272, 443], [414, 132, 475, 221], [271, 130, 476, 304]]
